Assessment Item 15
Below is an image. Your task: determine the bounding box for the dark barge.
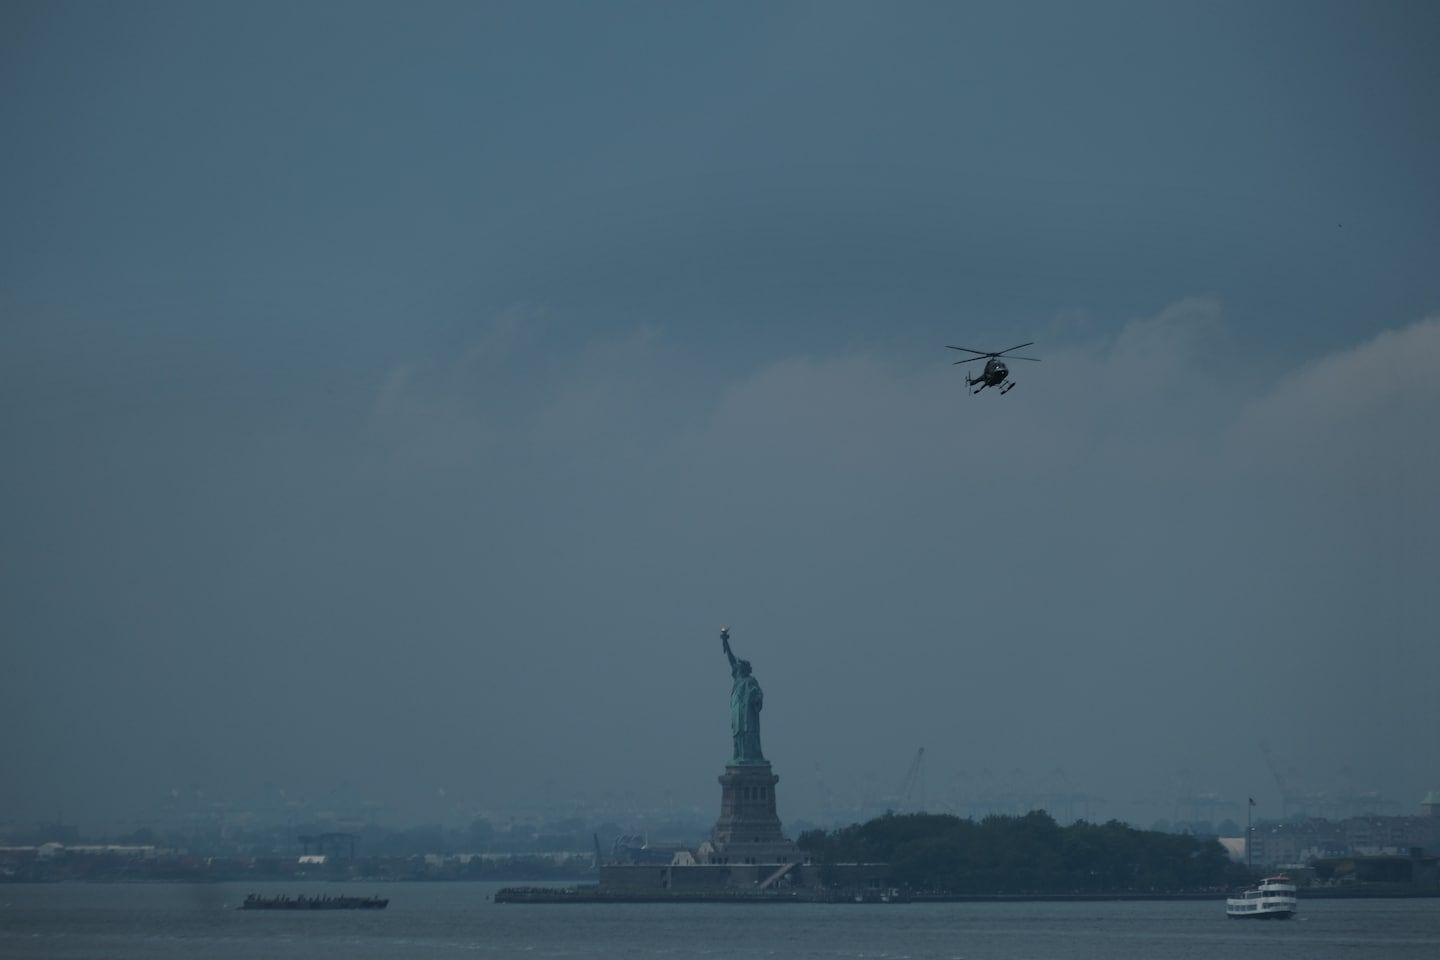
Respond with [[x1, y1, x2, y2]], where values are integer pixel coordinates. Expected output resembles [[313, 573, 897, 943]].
[[240, 893, 388, 910]]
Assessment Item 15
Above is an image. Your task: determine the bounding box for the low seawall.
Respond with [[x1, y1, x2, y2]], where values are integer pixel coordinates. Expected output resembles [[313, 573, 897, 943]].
[[495, 885, 812, 903], [495, 884, 1440, 904]]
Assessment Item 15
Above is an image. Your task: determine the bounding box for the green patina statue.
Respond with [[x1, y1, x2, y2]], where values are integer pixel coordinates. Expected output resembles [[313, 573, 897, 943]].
[[720, 627, 765, 765]]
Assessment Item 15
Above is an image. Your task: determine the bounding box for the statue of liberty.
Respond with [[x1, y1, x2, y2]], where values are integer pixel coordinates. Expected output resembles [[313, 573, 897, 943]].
[[721, 627, 765, 764]]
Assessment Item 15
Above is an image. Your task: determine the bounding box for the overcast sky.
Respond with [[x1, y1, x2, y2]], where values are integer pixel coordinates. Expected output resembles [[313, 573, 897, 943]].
[[3, 1, 1438, 831]]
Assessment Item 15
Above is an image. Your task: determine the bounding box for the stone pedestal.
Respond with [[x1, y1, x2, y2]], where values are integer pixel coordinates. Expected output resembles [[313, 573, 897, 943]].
[[705, 763, 798, 865]]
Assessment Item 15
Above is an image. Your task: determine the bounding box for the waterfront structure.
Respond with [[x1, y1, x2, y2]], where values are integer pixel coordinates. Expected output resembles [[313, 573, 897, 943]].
[[699, 629, 800, 867], [597, 629, 812, 893]]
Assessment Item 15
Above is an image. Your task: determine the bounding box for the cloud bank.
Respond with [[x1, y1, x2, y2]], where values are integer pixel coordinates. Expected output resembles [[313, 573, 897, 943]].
[[3, 304, 1437, 826]]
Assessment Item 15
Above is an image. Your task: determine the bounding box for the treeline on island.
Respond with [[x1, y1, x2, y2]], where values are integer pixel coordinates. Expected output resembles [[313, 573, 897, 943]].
[[797, 811, 1250, 894]]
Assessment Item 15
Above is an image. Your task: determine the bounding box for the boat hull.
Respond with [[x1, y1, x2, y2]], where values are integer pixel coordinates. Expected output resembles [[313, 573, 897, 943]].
[[1226, 906, 1295, 919]]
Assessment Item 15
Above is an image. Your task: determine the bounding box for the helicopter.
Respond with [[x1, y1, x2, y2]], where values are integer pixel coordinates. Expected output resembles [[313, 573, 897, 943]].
[[946, 342, 1040, 395]]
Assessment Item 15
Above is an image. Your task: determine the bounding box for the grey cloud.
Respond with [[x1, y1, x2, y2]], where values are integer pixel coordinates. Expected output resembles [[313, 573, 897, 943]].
[[4, 300, 1435, 825]]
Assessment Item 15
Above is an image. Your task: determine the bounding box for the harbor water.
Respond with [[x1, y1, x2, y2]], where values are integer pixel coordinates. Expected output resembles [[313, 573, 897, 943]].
[[2, 881, 1437, 959]]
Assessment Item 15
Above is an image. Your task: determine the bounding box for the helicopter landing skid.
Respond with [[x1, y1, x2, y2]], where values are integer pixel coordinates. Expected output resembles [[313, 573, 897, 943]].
[[1000, 382, 1016, 395]]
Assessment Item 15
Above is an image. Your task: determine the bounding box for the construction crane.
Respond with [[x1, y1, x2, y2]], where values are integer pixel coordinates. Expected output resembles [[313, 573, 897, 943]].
[[895, 748, 926, 814], [1170, 769, 1237, 827], [1260, 742, 1313, 819], [1038, 768, 1095, 824], [1336, 766, 1401, 818]]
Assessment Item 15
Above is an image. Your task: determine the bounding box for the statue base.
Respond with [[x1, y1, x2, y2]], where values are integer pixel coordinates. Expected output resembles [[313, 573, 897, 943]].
[[702, 762, 799, 865]]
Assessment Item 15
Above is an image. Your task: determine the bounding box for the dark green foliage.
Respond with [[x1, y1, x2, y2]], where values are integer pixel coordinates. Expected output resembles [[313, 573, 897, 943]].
[[797, 811, 1248, 893]]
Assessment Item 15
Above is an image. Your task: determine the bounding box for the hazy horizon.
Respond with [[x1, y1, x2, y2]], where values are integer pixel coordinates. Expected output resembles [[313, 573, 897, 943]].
[[4, 1, 1438, 833]]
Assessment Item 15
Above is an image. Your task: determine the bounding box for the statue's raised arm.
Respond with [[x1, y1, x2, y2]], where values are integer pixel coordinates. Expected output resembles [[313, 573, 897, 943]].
[[721, 626, 738, 672]]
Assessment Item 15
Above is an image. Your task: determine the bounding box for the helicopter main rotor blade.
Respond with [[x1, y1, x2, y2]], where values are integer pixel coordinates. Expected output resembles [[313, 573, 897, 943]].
[[1005, 355, 1041, 362], [993, 342, 1035, 356], [951, 357, 987, 364], [945, 346, 994, 356]]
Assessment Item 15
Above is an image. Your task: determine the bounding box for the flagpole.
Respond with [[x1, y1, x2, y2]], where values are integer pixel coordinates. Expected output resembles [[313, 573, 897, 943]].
[[1246, 797, 1253, 872]]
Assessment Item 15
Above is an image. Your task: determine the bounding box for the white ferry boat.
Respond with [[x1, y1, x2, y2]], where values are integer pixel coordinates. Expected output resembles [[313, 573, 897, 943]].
[[1226, 875, 1297, 919]]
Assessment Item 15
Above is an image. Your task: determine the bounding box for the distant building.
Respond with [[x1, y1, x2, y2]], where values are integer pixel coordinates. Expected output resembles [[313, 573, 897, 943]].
[[1216, 836, 1246, 861], [1248, 819, 1345, 866], [0, 844, 163, 860], [1247, 794, 1440, 867]]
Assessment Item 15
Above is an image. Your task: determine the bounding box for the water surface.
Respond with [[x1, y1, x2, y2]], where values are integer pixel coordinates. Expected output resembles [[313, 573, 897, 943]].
[[2, 882, 1436, 959]]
